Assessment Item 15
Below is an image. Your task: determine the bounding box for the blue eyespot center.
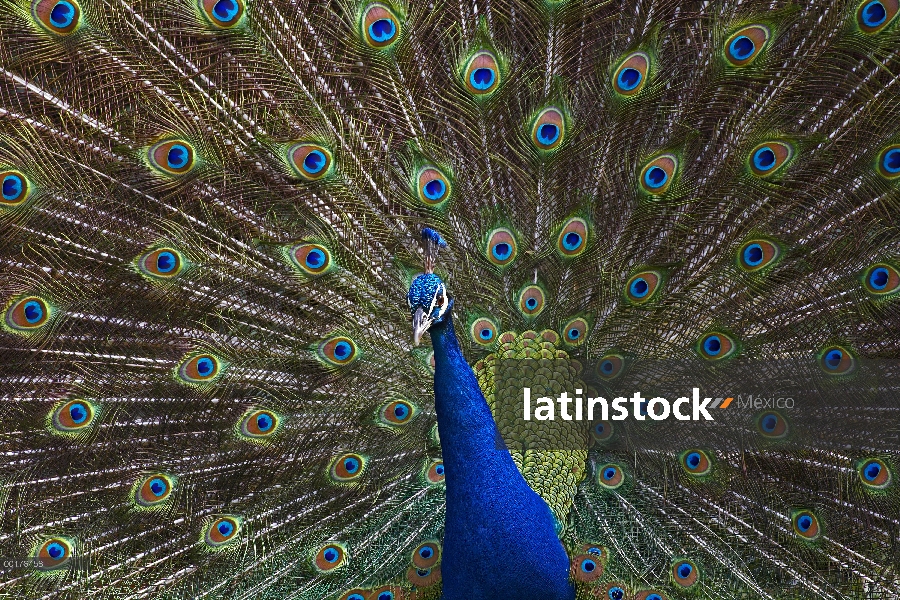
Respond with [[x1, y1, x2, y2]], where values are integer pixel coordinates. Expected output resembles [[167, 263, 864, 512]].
[[600, 360, 614, 374], [347, 595, 365, 600], [334, 341, 352, 359], [479, 328, 493, 340], [217, 521, 234, 536], [864, 461, 882, 481], [753, 147, 776, 170], [492, 242, 511, 260], [568, 328, 580, 340], [156, 251, 176, 273], [303, 150, 326, 174], [212, 0, 239, 21], [369, 18, 396, 42], [730, 35, 755, 60], [862, 1, 888, 26], [166, 144, 189, 170], [2, 174, 23, 200], [617, 67, 642, 90], [196, 357, 214, 376], [563, 232, 582, 250], [884, 149, 900, 173], [797, 515, 812, 531], [581, 558, 596, 572], [378, 593, 393, 600], [594, 423, 605, 434], [470, 67, 496, 90], [762, 414, 778, 432], [678, 563, 693, 578], [305, 249, 325, 268], [870, 267, 889, 289], [393, 404, 408, 419], [419, 547, 433, 559], [23, 301, 44, 324], [344, 458, 359, 473], [686, 452, 701, 468], [825, 349, 843, 369], [50, 1, 76, 27], [608, 587, 624, 600], [423, 178, 446, 200], [525, 297, 538, 309], [256, 414, 272, 431], [323, 548, 338, 562], [47, 543, 65, 559], [630, 277, 649, 298], [644, 166, 668, 189], [69, 403, 88, 424], [435, 464, 444, 475], [603, 467, 616, 480], [537, 123, 560, 145], [647, 595, 663, 600], [703, 336, 721, 355], [744, 244, 764, 266], [149, 478, 167, 497]]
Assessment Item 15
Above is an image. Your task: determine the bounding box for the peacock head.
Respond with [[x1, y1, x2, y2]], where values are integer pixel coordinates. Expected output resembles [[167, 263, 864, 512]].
[[408, 227, 452, 346], [408, 273, 453, 346]]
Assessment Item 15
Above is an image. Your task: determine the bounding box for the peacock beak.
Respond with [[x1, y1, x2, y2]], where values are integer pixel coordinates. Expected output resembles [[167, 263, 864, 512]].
[[412, 307, 433, 347]]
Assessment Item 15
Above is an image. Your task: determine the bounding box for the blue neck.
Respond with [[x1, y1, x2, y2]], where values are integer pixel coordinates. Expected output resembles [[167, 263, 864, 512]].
[[429, 315, 574, 600]]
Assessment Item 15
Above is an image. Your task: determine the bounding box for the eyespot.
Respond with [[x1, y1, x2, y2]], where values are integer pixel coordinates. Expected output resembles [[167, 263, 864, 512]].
[[858, 458, 892, 489], [289, 243, 332, 276], [177, 353, 224, 384], [35, 537, 73, 570], [288, 143, 334, 181], [635, 592, 668, 600], [556, 217, 588, 257], [680, 449, 712, 476], [137, 247, 185, 280], [0, 170, 31, 206], [518, 285, 546, 318], [613, 51, 650, 97], [696, 332, 737, 361], [135, 473, 175, 507], [338, 591, 368, 600], [463, 51, 501, 96], [239, 409, 280, 439], [737, 239, 781, 272], [470, 317, 499, 346], [561, 318, 588, 346], [748, 141, 793, 177], [412, 540, 441, 568], [597, 463, 624, 489], [596, 354, 625, 381], [602, 584, 628, 600], [369, 586, 402, 600], [205, 516, 241, 547], [313, 542, 347, 572], [416, 166, 451, 206], [624, 270, 663, 304], [319, 336, 358, 366], [32, 0, 81, 35], [671, 559, 699, 587], [639, 154, 678, 195], [379, 400, 417, 426], [792, 510, 820, 540], [877, 144, 900, 178], [4, 296, 52, 332], [361, 3, 401, 48], [50, 399, 96, 433], [857, 0, 899, 34], [757, 411, 788, 438], [199, 0, 244, 28], [863, 263, 900, 296], [329, 453, 366, 483], [818, 345, 856, 375], [591, 420, 614, 443], [148, 140, 196, 176], [571, 554, 603, 582], [425, 460, 445, 485], [407, 565, 441, 587], [530, 107, 566, 152], [724, 25, 770, 66], [485, 227, 517, 266]]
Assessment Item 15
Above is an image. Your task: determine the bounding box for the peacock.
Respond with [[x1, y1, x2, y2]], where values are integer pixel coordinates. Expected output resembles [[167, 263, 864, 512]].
[[1, 0, 899, 598]]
